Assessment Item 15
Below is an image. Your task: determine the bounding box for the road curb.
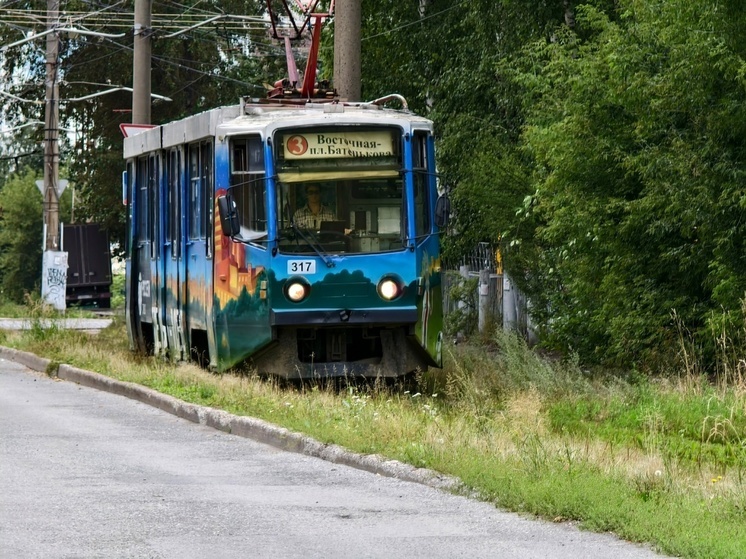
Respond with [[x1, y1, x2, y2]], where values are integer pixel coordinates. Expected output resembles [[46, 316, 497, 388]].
[[0, 346, 53, 373], [6, 349, 463, 493]]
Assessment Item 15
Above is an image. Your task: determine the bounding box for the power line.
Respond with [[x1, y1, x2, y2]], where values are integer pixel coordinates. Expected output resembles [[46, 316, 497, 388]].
[[361, 0, 468, 42], [0, 11, 268, 30], [0, 2, 465, 110], [0, 7, 283, 103]]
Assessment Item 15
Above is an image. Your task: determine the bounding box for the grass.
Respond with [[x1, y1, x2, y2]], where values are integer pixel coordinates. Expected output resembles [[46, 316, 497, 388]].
[[0, 293, 100, 319], [2, 315, 745, 559]]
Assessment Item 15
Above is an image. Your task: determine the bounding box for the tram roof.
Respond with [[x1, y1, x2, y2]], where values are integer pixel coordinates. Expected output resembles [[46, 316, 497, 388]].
[[123, 100, 433, 159]]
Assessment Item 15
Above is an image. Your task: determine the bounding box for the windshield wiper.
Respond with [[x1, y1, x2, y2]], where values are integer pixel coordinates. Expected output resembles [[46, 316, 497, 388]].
[[290, 220, 335, 268]]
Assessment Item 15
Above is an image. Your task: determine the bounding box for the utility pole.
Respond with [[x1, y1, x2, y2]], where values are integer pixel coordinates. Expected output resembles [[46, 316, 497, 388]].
[[133, 0, 152, 124], [40, 0, 67, 311], [43, 0, 60, 251], [333, 0, 361, 102]]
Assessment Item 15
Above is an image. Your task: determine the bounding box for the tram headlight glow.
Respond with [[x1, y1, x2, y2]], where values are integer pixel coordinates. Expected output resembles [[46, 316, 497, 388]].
[[285, 280, 309, 302], [377, 277, 402, 301]]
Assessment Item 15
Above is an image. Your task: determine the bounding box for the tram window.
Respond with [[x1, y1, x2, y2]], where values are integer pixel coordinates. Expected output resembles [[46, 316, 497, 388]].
[[168, 149, 181, 259], [202, 142, 213, 257], [136, 157, 148, 244], [189, 145, 201, 240], [412, 132, 427, 169], [126, 160, 134, 254], [413, 132, 430, 237], [414, 174, 430, 237], [231, 137, 264, 174], [230, 136, 267, 240], [149, 154, 160, 259], [188, 141, 213, 243]]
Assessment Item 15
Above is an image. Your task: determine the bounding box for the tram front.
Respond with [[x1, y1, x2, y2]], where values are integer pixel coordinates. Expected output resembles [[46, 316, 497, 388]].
[[216, 114, 445, 379]]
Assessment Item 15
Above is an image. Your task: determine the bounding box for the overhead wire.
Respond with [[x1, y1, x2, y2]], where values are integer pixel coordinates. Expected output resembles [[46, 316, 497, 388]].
[[0, 9, 267, 31], [0, 0, 466, 177], [1, 1, 462, 108], [1, 5, 282, 103], [361, 0, 468, 42]]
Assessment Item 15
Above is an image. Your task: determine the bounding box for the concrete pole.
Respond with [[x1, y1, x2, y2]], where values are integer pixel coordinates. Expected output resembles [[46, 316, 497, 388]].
[[40, 0, 67, 311], [478, 268, 490, 333], [503, 273, 517, 331], [43, 0, 60, 251], [133, 0, 152, 124], [333, 0, 361, 101]]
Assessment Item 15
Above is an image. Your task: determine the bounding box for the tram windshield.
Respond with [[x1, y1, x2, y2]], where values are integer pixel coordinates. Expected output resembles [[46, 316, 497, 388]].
[[227, 127, 431, 254], [277, 177, 406, 255], [274, 126, 416, 255]]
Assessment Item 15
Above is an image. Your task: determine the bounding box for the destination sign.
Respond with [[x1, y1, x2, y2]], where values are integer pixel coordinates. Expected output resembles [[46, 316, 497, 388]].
[[283, 131, 394, 160]]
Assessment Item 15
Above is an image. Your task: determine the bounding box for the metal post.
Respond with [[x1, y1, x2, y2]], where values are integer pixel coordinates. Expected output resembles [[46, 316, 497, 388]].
[[133, 0, 152, 124], [333, 0, 361, 101]]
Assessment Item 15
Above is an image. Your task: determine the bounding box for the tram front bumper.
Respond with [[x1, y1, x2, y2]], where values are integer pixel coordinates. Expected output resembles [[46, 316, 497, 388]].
[[270, 307, 418, 326]]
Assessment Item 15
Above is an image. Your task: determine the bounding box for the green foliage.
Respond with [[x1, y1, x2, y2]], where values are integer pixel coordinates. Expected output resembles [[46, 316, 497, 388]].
[[505, 0, 746, 368], [443, 272, 478, 337], [0, 168, 73, 302], [356, 0, 746, 371], [5, 0, 746, 370], [548, 387, 746, 470], [0, 0, 281, 250], [0, 168, 43, 301], [110, 273, 125, 310]]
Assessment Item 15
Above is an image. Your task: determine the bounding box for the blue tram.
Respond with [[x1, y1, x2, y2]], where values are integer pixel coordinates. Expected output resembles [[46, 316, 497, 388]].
[[123, 97, 447, 379]]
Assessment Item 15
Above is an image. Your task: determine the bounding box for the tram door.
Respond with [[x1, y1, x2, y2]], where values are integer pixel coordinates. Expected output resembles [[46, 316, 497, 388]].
[[412, 131, 443, 367], [131, 154, 157, 352], [124, 160, 140, 352], [163, 148, 186, 359], [185, 141, 214, 362]]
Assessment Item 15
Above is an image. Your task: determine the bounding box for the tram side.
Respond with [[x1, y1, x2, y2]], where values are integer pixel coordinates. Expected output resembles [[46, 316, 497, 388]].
[[123, 102, 446, 379], [124, 107, 238, 367]]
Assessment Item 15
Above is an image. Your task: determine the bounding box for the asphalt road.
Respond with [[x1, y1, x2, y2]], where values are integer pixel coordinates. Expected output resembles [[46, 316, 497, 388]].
[[0, 359, 667, 559]]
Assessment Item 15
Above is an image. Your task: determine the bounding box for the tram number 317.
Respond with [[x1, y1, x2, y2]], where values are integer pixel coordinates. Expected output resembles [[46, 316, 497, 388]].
[[287, 260, 317, 274]]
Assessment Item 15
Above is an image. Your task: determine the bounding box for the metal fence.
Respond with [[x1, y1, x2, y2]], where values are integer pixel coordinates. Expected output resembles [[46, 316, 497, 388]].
[[442, 242, 503, 329], [442, 242, 534, 341]]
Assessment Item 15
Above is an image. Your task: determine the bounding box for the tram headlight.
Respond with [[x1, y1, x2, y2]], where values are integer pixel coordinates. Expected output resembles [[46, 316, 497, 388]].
[[377, 277, 403, 301], [285, 279, 310, 302]]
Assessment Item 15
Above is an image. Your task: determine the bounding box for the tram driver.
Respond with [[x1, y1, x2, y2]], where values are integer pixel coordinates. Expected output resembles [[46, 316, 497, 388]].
[[292, 184, 335, 230]]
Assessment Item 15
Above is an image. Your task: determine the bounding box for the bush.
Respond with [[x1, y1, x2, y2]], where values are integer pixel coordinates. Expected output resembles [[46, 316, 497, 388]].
[[0, 168, 44, 301]]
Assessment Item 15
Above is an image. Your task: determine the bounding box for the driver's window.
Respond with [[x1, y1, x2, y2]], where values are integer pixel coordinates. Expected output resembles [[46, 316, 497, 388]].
[[230, 136, 267, 239]]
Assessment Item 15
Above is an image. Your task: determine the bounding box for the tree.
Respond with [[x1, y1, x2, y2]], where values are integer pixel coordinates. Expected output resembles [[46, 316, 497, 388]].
[[510, 0, 746, 367], [0, 0, 282, 250], [353, 0, 579, 261], [0, 168, 71, 302]]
